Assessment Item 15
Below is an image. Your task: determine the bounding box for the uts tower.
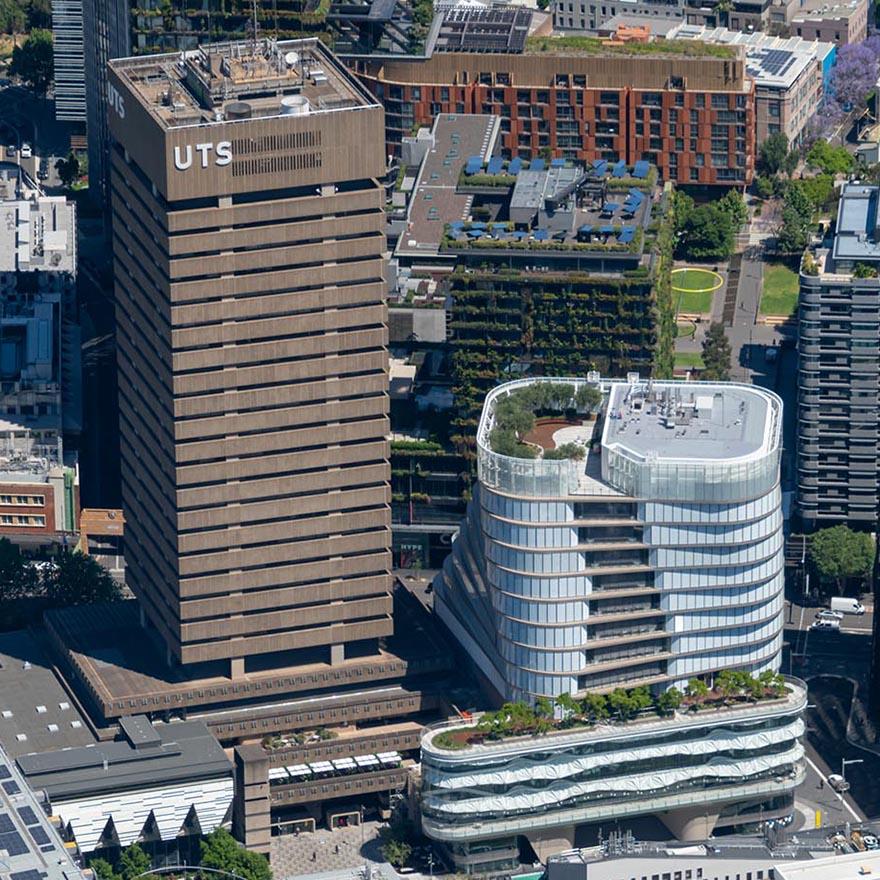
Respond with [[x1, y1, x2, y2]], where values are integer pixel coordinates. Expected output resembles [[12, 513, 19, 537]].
[[107, 39, 391, 674]]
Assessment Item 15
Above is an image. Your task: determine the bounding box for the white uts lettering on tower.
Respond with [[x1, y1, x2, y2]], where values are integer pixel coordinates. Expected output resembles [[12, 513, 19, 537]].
[[174, 141, 233, 171], [108, 83, 126, 120]]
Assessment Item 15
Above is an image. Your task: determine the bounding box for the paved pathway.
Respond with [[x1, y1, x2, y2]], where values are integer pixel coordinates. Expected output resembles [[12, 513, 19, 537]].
[[271, 820, 388, 880]]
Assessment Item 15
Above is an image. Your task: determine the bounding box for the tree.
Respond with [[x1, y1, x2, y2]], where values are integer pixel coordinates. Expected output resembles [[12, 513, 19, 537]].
[[810, 524, 874, 594], [715, 669, 740, 703], [201, 828, 272, 880], [758, 132, 790, 176], [581, 692, 609, 721], [118, 844, 150, 880], [629, 686, 653, 714], [677, 203, 734, 261], [42, 550, 122, 608], [755, 176, 774, 199], [806, 139, 854, 175], [701, 322, 732, 381], [793, 175, 836, 214], [55, 152, 80, 188], [534, 695, 554, 719], [686, 678, 709, 701], [777, 205, 811, 254], [718, 189, 748, 228], [555, 692, 579, 723], [656, 687, 682, 716], [8, 28, 53, 95], [381, 839, 412, 869], [89, 860, 119, 880], [0, 537, 38, 604], [713, 0, 731, 24], [0, 0, 26, 33], [25, 0, 52, 28], [830, 40, 880, 111], [854, 262, 878, 278], [607, 688, 639, 721]]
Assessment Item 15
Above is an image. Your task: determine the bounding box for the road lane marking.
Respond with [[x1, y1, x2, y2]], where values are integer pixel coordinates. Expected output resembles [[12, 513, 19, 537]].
[[804, 754, 864, 822]]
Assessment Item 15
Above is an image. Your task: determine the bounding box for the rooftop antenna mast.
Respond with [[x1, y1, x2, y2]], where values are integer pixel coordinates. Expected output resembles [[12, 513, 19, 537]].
[[248, 0, 260, 71]]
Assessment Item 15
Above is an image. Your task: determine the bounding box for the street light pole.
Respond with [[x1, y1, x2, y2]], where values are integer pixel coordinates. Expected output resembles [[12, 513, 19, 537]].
[[842, 758, 864, 781]]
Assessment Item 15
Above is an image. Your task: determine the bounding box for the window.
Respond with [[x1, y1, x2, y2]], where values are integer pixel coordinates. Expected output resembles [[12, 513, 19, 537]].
[[695, 94, 705, 107], [712, 94, 728, 109]]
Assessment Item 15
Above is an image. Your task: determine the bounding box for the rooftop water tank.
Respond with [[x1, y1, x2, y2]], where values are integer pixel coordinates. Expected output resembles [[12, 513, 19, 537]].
[[281, 95, 310, 116], [225, 101, 253, 120]]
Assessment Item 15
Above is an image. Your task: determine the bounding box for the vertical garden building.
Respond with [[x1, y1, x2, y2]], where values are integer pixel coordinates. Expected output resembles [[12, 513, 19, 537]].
[[437, 376, 785, 703]]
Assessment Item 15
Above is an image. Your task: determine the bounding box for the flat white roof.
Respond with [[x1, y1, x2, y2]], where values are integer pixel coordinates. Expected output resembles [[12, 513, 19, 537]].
[[775, 851, 880, 880]]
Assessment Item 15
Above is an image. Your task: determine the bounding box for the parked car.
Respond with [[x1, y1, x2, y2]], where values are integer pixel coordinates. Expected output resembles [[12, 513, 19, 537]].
[[765, 346, 778, 363], [831, 597, 865, 615], [19, 143, 32, 158], [815, 609, 845, 622], [828, 774, 849, 792], [5, 144, 15, 158], [811, 618, 840, 632]]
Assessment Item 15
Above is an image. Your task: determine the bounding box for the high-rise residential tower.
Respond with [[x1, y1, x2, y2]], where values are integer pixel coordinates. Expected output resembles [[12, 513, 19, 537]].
[[106, 39, 392, 674], [797, 183, 880, 529]]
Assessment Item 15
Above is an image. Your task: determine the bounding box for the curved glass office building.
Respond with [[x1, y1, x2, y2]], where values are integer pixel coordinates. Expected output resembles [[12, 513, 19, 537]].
[[437, 377, 784, 703], [420, 678, 806, 873]]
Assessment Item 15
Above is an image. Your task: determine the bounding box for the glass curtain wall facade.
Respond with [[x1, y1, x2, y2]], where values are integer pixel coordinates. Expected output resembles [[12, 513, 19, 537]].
[[437, 377, 785, 703]]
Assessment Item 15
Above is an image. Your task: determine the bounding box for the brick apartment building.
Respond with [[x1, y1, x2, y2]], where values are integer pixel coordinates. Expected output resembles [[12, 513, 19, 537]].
[[352, 47, 756, 186]]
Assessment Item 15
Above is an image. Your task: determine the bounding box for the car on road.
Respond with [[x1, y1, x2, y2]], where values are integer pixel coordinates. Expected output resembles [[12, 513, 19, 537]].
[[811, 618, 840, 632], [831, 597, 865, 615], [828, 774, 850, 792], [5, 144, 15, 158], [19, 143, 31, 158], [816, 609, 845, 622], [765, 346, 778, 363]]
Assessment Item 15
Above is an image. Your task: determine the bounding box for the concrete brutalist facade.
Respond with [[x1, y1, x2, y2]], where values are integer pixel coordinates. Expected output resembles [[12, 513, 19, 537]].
[[107, 39, 392, 670]]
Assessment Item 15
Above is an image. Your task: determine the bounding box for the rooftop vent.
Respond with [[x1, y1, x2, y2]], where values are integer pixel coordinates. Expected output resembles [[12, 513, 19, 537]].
[[225, 101, 253, 120], [281, 94, 310, 116]]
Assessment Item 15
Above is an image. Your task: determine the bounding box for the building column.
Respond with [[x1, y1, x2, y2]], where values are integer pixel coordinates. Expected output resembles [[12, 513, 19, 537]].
[[331, 643, 345, 665], [660, 805, 720, 841], [525, 826, 575, 862], [230, 657, 245, 679], [233, 747, 271, 854]]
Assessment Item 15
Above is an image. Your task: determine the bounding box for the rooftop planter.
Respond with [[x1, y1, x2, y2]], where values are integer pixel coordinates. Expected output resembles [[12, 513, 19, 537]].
[[432, 671, 790, 751], [525, 35, 736, 58], [488, 382, 602, 460]]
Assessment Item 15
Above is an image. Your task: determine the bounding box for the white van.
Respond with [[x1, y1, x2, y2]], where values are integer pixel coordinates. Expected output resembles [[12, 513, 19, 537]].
[[830, 597, 866, 615]]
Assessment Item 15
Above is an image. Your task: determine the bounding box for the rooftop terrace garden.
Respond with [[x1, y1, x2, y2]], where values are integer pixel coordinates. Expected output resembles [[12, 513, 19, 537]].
[[525, 35, 736, 59], [443, 222, 643, 254], [488, 382, 602, 460], [433, 671, 789, 750]]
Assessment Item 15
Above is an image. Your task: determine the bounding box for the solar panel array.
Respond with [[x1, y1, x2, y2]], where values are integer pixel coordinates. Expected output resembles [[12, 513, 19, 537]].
[[761, 48, 796, 77], [437, 7, 531, 53]]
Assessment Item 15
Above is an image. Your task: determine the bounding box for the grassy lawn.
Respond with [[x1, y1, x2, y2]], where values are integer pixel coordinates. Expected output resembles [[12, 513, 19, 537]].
[[677, 322, 696, 338], [760, 263, 798, 317], [676, 289, 713, 314], [672, 268, 722, 315], [675, 351, 704, 369]]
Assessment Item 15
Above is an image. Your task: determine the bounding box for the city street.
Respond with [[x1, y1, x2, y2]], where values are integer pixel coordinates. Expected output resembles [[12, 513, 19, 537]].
[[781, 591, 880, 827]]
